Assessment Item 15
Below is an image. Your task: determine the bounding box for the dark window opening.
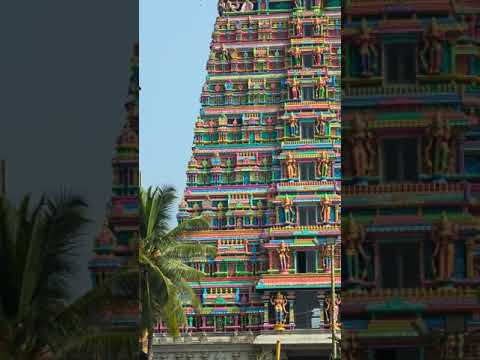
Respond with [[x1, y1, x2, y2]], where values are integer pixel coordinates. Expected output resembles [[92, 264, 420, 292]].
[[297, 251, 307, 273], [382, 138, 418, 182], [299, 206, 317, 226], [303, 24, 314, 37], [385, 43, 417, 84], [376, 348, 420, 360], [379, 242, 420, 289], [302, 54, 314, 68], [300, 162, 316, 180], [302, 87, 314, 101], [294, 291, 320, 329], [296, 251, 316, 273], [300, 122, 315, 139], [304, 0, 315, 10]]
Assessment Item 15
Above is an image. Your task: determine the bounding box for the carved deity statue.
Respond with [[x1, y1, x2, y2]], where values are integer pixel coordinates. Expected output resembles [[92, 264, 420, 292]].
[[357, 18, 378, 77], [424, 111, 453, 175], [317, 152, 331, 178], [324, 295, 340, 328], [224, 0, 241, 12], [240, 0, 254, 12], [333, 296, 341, 330], [277, 242, 290, 273], [220, 45, 230, 62], [443, 333, 464, 360], [314, 46, 323, 66], [271, 292, 288, 325], [288, 113, 298, 136], [421, 18, 444, 74], [315, 116, 325, 136], [432, 212, 457, 281], [321, 244, 332, 271], [314, 18, 322, 35], [294, 18, 303, 37], [348, 113, 376, 178], [283, 196, 296, 224], [344, 214, 370, 281], [315, 76, 328, 98], [289, 46, 302, 67], [285, 153, 298, 179], [290, 78, 300, 100], [321, 197, 331, 223], [230, 48, 240, 61]]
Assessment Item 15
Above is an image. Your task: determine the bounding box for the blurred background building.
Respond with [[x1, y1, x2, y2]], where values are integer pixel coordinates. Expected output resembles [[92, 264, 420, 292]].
[[342, 0, 480, 359]]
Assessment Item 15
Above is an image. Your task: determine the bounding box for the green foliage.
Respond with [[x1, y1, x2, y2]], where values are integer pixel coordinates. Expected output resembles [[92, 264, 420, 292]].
[[139, 186, 215, 351], [0, 193, 137, 360]]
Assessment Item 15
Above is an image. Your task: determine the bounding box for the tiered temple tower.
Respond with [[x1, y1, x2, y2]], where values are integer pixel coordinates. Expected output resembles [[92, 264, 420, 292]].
[[342, 1, 480, 359], [155, 1, 340, 359], [89, 43, 139, 330]]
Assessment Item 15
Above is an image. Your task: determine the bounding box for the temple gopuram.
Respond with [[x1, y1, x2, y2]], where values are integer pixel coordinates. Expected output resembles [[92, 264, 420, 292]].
[[89, 43, 139, 334], [342, 1, 480, 359], [153, 1, 340, 359]]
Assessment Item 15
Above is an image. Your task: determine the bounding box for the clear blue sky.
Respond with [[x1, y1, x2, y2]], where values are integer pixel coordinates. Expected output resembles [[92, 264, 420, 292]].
[[140, 0, 217, 217]]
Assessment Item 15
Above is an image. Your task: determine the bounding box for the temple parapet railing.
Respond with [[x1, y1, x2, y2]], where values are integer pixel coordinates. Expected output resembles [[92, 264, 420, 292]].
[[342, 287, 480, 307], [152, 328, 335, 345], [343, 82, 460, 98], [343, 182, 466, 195], [344, 0, 452, 10]]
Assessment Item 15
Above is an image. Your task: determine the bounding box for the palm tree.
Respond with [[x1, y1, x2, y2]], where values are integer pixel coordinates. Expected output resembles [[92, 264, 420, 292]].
[[0, 192, 137, 360], [139, 186, 214, 358]]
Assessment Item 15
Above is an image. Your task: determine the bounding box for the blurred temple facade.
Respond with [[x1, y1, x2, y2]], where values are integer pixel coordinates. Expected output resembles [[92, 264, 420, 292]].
[[342, 0, 480, 359], [88, 43, 140, 334], [153, 0, 341, 359]]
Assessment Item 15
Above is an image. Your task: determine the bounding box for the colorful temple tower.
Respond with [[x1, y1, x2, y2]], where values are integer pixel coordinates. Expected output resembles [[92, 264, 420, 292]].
[[154, 1, 341, 359], [342, 1, 480, 359], [89, 43, 139, 330]]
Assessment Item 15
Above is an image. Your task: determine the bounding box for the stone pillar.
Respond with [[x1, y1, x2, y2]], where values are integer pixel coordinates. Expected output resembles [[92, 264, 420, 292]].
[[374, 241, 380, 284], [287, 291, 296, 327], [317, 292, 326, 326], [268, 250, 274, 271], [263, 292, 270, 327], [293, 251, 298, 273]]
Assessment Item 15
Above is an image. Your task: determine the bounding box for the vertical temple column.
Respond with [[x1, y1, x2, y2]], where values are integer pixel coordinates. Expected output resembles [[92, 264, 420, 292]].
[[374, 241, 380, 285], [293, 251, 298, 273], [287, 291, 296, 328], [317, 292, 326, 327], [268, 250, 274, 271], [263, 292, 270, 328]]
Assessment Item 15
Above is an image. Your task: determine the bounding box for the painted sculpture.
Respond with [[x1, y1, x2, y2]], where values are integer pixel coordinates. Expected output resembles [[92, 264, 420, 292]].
[[344, 215, 369, 281], [271, 292, 288, 329], [432, 212, 457, 281], [277, 242, 290, 273]]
